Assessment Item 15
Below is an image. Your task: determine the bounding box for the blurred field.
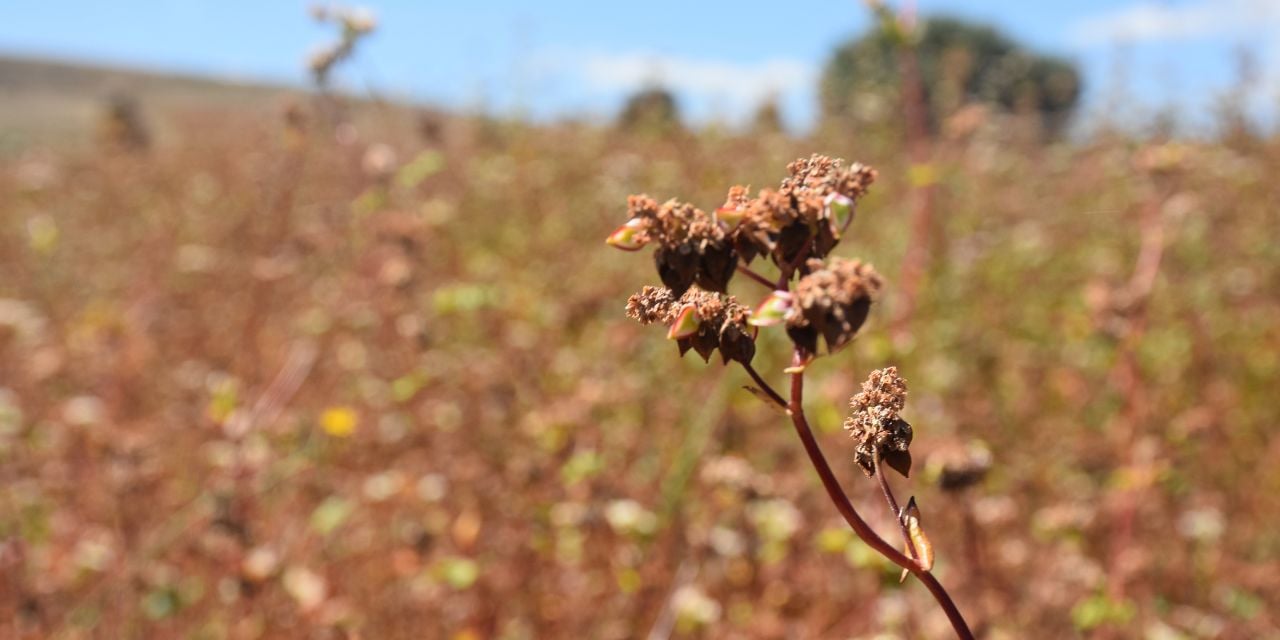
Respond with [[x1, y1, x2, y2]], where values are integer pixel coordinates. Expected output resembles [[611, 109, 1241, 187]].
[[1, 59, 1278, 639]]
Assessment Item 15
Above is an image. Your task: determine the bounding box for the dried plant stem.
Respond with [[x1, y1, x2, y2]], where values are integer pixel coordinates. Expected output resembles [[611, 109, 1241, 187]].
[[890, 10, 939, 345], [1105, 188, 1168, 605], [741, 362, 788, 410], [787, 352, 973, 640], [735, 264, 777, 290], [874, 452, 920, 562]]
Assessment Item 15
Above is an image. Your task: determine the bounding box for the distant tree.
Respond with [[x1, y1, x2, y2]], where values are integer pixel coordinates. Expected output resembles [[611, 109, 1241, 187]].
[[821, 15, 1081, 135], [618, 86, 682, 134], [751, 97, 785, 135]]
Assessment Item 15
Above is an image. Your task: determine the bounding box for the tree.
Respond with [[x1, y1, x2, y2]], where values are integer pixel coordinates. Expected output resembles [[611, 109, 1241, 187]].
[[821, 16, 1081, 136], [617, 86, 682, 134]]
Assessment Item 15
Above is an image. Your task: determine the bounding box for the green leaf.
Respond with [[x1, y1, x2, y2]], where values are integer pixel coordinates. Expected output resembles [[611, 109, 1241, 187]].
[[309, 497, 353, 536]]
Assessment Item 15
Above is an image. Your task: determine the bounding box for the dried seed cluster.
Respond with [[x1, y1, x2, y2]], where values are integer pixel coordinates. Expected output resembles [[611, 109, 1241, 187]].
[[613, 157, 881, 370], [611, 155, 877, 297], [626, 286, 756, 365], [624, 285, 679, 325], [730, 155, 877, 266], [625, 196, 736, 295], [844, 367, 913, 477], [788, 258, 883, 356]]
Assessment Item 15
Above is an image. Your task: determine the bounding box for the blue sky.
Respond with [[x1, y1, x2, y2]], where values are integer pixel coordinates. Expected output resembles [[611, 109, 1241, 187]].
[[2, 1, 1278, 131]]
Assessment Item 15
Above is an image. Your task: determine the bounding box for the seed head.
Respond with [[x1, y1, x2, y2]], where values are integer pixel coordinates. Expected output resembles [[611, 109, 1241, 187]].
[[844, 367, 913, 477], [614, 196, 737, 294], [626, 286, 755, 365], [787, 258, 883, 357], [625, 285, 679, 325], [730, 155, 877, 265]]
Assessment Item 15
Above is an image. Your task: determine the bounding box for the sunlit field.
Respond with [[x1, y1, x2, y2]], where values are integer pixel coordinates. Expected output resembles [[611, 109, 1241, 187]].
[[2, 7, 1280, 639]]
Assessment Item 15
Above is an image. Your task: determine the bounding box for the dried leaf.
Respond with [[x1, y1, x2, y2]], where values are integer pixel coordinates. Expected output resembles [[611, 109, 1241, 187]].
[[743, 386, 788, 415]]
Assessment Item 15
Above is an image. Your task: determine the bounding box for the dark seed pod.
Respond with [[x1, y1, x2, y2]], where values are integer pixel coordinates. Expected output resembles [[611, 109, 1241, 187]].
[[695, 241, 737, 293], [884, 450, 913, 478], [732, 232, 761, 265], [785, 324, 819, 362], [655, 245, 699, 295], [630, 285, 756, 366], [679, 325, 722, 362], [775, 222, 812, 266], [788, 258, 881, 354], [811, 220, 839, 260], [718, 321, 756, 365]]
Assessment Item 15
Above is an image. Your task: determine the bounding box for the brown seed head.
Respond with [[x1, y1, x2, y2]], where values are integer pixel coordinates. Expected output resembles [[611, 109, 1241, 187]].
[[625, 286, 679, 325], [730, 155, 877, 266], [626, 286, 756, 365], [623, 196, 736, 294], [787, 258, 883, 355], [844, 367, 913, 477]]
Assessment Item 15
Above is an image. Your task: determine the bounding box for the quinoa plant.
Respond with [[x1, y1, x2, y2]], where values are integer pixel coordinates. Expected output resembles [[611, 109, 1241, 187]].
[[608, 155, 974, 638]]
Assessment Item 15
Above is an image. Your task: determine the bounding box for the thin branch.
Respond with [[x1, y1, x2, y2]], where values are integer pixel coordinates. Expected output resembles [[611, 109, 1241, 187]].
[[875, 451, 920, 564], [741, 362, 787, 410], [787, 351, 973, 640], [735, 264, 777, 290]]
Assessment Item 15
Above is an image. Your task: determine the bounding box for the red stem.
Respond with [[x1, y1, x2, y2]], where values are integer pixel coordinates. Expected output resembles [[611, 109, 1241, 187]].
[[736, 264, 777, 290], [875, 452, 920, 562], [742, 362, 787, 410], [787, 353, 973, 640]]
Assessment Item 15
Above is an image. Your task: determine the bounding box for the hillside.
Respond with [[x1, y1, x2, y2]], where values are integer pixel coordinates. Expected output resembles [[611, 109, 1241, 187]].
[[0, 55, 308, 151]]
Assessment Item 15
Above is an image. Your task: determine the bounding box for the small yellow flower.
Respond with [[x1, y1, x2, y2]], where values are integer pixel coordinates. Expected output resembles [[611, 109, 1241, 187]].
[[320, 406, 358, 438]]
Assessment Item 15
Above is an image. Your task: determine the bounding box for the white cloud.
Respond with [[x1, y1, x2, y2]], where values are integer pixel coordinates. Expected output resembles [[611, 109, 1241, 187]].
[[576, 52, 815, 105], [1072, 0, 1280, 45], [533, 49, 817, 124]]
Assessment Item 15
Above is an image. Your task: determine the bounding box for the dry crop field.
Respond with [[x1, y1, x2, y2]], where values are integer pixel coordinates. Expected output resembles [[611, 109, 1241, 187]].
[[0, 83, 1278, 639]]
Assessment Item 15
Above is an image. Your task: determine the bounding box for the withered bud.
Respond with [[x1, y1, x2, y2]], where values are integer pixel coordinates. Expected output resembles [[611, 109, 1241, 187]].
[[787, 258, 882, 356], [844, 367, 913, 477], [625, 286, 755, 365]]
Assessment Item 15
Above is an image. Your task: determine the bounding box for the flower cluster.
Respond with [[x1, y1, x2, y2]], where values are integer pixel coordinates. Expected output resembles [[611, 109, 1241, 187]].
[[626, 286, 755, 365], [728, 155, 877, 266], [611, 157, 883, 372], [607, 155, 878, 296], [610, 197, 736, 295], [787, 258, 883, 357], [844, 367, 913, 477]]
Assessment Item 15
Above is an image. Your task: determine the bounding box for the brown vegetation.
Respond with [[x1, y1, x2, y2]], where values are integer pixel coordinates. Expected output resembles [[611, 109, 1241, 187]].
[[0, 84, 1278, 639]]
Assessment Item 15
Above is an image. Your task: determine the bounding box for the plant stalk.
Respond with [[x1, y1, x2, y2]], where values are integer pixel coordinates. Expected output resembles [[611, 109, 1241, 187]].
[[735, 264, 777, 290], [741, 362, 788, 410], [875, 452, 921, 563], [787, 353, 973, 640]]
